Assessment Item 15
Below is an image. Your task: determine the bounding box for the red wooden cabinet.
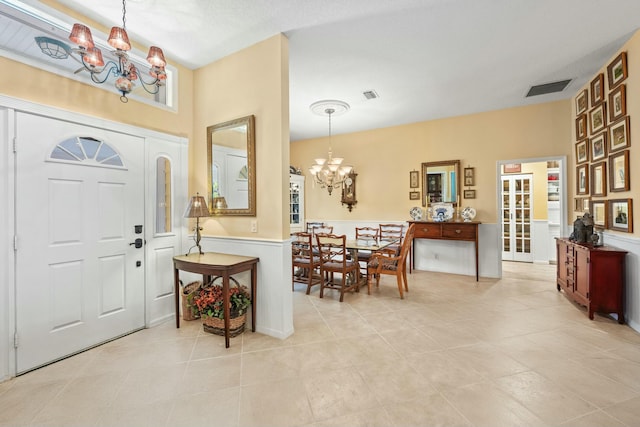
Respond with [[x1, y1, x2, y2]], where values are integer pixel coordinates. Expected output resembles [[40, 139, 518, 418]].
[[556, 238, 626, 323]]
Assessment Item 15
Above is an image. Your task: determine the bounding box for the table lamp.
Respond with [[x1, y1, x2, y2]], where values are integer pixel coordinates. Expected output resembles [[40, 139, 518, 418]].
[[184, 192, 211, 255]]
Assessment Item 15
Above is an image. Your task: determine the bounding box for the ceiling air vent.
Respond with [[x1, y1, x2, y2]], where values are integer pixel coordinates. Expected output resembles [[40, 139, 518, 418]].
[[363, 90, 379, 100], [526, 79, 571, 97]]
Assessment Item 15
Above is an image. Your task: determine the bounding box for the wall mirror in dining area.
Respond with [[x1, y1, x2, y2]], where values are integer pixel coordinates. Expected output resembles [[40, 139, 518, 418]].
[[207, 115, 256, 216], [422, 159, 460, 206]]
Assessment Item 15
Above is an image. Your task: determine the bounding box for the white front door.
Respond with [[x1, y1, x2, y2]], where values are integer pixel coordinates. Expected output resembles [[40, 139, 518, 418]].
[[15, 112, 145, 373]]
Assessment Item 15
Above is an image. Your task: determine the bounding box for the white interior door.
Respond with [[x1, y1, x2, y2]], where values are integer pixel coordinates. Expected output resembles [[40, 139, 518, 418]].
[[145, 137, 186, 325], [501, 174, 534, 262], [15, 112, 145, 373]]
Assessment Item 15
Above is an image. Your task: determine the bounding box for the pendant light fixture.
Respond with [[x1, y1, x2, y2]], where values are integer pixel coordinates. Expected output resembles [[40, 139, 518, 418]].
[[308, 100, 353, 195]]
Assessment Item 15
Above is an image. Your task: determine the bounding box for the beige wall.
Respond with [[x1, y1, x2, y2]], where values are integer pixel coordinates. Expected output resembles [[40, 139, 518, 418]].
[[571, 30, 640, 237], [192, 34, 290, 240], [291, 100, 571, 224]]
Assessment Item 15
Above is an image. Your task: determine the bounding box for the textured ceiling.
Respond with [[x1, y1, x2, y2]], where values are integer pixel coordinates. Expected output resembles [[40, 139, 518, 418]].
[[11, 0, 640, 140]]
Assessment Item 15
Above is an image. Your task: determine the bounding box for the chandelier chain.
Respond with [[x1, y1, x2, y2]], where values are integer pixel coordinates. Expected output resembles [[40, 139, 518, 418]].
[[121, 0, 127, 30]]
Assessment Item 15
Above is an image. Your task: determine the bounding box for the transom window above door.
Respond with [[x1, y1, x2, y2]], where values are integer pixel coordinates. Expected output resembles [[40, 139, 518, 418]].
[[48, 136, 126, 169]]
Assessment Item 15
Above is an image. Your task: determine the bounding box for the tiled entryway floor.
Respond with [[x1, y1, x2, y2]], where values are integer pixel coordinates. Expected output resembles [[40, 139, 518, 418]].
[[2, 262, 640, 426]]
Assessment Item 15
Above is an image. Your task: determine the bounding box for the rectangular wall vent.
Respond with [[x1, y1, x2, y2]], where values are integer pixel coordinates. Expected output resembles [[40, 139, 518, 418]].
[[363, 90, 379, 100], [526, 80, 571, 97]]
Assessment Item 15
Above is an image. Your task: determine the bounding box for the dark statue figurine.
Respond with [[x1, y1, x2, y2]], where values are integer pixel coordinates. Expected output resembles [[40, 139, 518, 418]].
[[569, 212, 599, 245]]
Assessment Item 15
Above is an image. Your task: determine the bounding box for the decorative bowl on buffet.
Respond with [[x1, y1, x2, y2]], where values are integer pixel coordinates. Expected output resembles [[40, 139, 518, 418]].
[[431, 203, 454, 222], [409, 206, 423, 221], [461, 206, 477, 222]]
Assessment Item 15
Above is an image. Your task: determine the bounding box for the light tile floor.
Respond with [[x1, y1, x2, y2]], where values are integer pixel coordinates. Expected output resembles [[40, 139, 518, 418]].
[[2, 262, 640, 426]]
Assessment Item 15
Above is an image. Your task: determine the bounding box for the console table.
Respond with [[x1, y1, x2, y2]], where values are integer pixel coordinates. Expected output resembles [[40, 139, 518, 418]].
[[408, 220, 481, 281], [173, 252, 259, 348]]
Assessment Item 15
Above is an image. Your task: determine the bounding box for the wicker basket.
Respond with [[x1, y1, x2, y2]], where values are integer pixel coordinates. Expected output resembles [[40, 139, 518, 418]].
[[181, 281, 201, 321], [202, 312, 246, 337]]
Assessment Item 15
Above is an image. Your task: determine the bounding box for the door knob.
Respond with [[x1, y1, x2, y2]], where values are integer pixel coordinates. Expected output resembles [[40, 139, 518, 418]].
[[129, 238, 143, 249]]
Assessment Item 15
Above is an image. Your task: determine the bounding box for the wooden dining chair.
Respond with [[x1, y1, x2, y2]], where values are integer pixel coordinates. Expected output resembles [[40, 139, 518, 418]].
[[291, 232, 322, 294], [315, 233, 359, 302], [306, 222, 325, 233], [379, 223, 404, 256], [367, 223, 415, 299], [354, 226, 379, 274]]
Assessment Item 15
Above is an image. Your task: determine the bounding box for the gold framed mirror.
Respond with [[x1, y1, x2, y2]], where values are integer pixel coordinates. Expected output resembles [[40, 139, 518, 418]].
[[207, 115, 256, 216], [421, 160, 460, 207]]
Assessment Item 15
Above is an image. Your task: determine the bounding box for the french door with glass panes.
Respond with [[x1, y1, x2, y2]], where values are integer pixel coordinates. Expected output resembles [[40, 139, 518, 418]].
[[501, 174, 533, 262]]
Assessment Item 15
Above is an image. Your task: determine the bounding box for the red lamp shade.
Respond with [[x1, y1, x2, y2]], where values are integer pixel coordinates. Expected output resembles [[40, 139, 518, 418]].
[[107, 27, 131, 51], [69, 23, 94, 49], [83, 47, 104, 67], [146, 46, 166, 68]]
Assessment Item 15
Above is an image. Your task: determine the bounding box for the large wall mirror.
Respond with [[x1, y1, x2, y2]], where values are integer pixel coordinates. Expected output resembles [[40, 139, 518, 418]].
[[207, 115, 256, 216], [421, 160, 460, 207]]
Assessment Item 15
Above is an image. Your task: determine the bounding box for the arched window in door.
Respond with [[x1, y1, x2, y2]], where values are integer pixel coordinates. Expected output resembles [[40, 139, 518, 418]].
[[156, 156, 172, 233], [48, 136, 125, 169]]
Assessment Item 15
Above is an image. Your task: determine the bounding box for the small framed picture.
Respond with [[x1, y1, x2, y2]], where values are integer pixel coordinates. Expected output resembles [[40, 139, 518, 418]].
[[590, 73, 604, 106], [590, 161, 607, 197], [588, 103, 607, 135], [575, 139, 589, 164], [609, 198, 632, 232], [575, 114, 587, 140], [409, 170, 419, 188], [575, 89, 588, 115], [583, 198, 591, 212], [591, 200, 608, 228], [608, 84, 626, 123], [590, 131, 607, 162], [463, 189, 476, 199], [409, 191, 420, 200], [464, 167, 475, 186], [607, 51, 628, 90], [576, 164, 589, 195], [575, 197, 584, 212], [503, 163, 521, 173], [609, 116, 630, 153], [608, 150, 629, 192]]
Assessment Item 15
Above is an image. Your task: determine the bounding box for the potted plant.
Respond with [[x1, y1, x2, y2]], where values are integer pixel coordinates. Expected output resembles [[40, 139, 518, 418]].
[[193, 278, 251, 337]]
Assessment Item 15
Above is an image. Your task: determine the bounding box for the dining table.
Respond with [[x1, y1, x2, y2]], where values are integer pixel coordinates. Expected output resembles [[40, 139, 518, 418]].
[[345, 238, 398, 287]]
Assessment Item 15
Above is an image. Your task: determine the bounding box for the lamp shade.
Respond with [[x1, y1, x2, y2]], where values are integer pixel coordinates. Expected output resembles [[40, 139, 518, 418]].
[[184, 194, 211, 218], [83, 47, 104, 67], [107, 26, 131, 51], [146, 46, 166, 68], [69, 23, 94, 49]]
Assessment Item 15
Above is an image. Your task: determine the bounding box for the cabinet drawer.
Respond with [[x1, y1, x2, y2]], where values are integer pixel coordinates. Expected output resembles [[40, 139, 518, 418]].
[[442, 224, 476, 239], [414, 224, 441, 238]]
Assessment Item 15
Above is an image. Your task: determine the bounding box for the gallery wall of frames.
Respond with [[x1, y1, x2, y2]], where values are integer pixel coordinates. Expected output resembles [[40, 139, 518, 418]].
[[574, 51, 633, 233]]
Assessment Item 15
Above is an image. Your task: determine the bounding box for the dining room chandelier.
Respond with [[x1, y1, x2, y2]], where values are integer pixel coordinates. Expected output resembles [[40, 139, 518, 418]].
[[308, 100, 353, 196], [57, 0, 166, 103]]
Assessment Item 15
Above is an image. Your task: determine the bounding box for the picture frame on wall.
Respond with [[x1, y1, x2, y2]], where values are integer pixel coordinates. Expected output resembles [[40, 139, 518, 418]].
[[590, 73, 604, 106], [575, 115, 587, 140], [588, 103, 607, 135], [608, 150, 630, 192], [574, 197, 591, 213], [609, 198, 633, 232], [574, 198, 583, 212], [590, 131, 607, 162], [409, 191, 420, 200], [575, 139, 589, 164], [575, 89, 588, 115], [409, 170, 419, 188], [607, 51, 628, 89], [464, 167, 475, 186], [609, 116, 630, 152], [591, 200, 608, 228], [590, 161, 607, 197], [463, 189, 476, 199], [576, 164, 589, 195], [608, 84, 626, 122]]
